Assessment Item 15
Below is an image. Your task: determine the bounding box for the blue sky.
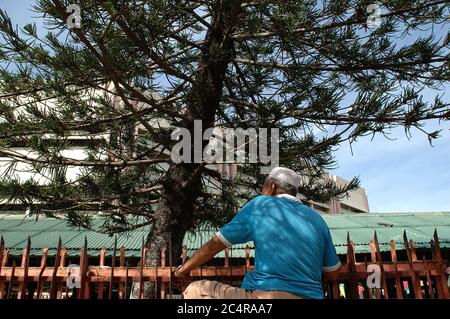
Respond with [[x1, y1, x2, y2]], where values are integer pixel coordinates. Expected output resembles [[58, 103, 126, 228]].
[[333, 121, 450, 212], [1, 0, 449, 213]]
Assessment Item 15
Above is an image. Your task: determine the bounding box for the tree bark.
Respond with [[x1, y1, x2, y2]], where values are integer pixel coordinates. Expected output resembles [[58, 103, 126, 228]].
[[131, 0, 243, 298]]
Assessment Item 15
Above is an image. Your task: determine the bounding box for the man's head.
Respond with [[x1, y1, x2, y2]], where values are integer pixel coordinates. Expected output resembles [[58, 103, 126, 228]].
[[261, 167, 301, 197]]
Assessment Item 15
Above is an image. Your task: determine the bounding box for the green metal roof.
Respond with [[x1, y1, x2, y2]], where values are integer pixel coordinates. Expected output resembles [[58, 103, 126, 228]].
[[1, 212, 449, 257], [0, 215, 149, 257], [322, 212, 450, 254]]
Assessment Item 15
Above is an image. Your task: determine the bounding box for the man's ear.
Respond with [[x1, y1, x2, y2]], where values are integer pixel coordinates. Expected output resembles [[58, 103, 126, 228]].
[[270, 182, 278, 196]]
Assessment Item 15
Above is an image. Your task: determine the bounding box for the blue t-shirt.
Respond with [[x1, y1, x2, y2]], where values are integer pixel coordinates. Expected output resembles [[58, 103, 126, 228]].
[[217, 195, 341, 299]]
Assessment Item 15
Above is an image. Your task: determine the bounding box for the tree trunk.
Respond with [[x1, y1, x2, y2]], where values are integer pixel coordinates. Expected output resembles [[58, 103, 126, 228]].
[[131, 0, 243, 298]]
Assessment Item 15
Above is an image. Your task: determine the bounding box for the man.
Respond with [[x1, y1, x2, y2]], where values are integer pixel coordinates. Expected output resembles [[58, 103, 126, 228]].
[[175, 167, 341, 299]]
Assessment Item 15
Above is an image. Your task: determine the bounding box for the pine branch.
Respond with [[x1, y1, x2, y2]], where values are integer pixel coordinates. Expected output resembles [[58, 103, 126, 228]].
[[234, 57, 449, 72], [231, 0, 450, 40], [0, 147, 170, 167]]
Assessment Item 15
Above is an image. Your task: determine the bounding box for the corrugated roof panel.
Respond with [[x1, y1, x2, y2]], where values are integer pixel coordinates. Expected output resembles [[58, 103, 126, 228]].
[[414, 226, 450, 243], [332, 227, 436, 247], [14, 230, 79, 251], [2, 218, 65, 232], [323, 212, 450, 230], [1, 231, 41, 250], [1, 213, 450, 257], [0, 216, 31, 231], [322, 215, 368, 229], [75, 231, 148, 252]]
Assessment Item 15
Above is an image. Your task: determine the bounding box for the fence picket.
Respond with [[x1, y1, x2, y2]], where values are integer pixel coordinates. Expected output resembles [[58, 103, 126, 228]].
[[389, 240, 403, 299], [0, 230, 447, 299]]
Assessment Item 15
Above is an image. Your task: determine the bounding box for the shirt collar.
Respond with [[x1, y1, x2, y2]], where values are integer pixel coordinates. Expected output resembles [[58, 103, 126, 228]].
[[275, 193, 303, 204]]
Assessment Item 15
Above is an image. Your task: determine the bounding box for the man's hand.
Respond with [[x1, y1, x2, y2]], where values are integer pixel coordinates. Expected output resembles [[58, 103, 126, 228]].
[[172, 235, 227, 281], [174, 265, 189, 278]]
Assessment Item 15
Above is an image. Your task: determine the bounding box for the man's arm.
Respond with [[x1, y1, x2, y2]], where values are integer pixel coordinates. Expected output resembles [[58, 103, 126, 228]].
[[323, 266, 341, 282], [177, 235, 227, 276], [322, 226, 342, 281], [177, 200, 254, 276]]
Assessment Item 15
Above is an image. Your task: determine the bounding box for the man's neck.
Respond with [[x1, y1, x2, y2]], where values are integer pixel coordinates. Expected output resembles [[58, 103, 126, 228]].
[[274, 193, 302, 203]]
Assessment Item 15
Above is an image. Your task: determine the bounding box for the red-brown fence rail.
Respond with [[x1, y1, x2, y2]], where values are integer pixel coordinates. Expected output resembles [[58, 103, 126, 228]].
[[0, 230, 449, 299]]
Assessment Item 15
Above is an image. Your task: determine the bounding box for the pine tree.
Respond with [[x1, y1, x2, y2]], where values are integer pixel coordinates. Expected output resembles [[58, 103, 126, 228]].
[[0, 0, 449, 297]]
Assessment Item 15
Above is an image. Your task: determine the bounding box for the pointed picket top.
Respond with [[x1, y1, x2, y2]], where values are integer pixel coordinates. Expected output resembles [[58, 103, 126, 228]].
[[139, 236, 145, 299], [432, 228, 443, 260], [373, 231, 384, 265], [389, 239, 395, 247], [346, 231, 353, 255], [57, 236, 62, 251], [50, 236, 62, 299], [389, 240, 398, 262], [55, 237, 62, 261], [22, 236, 32, 267], [403, 229, 409, 247], [26, 236, 32, 251], [82, 235, 88, 259], [6, 259, 17, 298], [80, 236, 88, 273], [432, 229, 449, 298], [0, 235, 4, 274], [113, 236, 117, 258], [112, 238, 117, 264], [409, 239, 418, 262], [120, 245, 125, 267], [403, 229, 414, 263], [109, 236, 118, 300], [99, 247, 106, 266], [346, 231, 358, 299], [140, 236, 145, 258], [433, 228, 439, 244], [369, 239, 376, 262], [373, 231, 381, 257], [0, 235, 4, 255], [346, 231, 356, 263], [160, 243, 167, 260]]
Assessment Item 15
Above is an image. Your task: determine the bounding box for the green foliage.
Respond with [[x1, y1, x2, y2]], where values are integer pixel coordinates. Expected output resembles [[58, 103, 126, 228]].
[[0, 0, 449, 235]]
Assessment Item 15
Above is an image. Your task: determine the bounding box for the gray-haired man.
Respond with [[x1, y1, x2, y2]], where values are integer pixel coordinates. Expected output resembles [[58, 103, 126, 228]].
[[176, 167, 341, 299]]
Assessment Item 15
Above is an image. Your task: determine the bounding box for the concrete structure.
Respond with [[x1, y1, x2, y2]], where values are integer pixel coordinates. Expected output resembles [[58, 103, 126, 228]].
[[305, 175, 370, 214]]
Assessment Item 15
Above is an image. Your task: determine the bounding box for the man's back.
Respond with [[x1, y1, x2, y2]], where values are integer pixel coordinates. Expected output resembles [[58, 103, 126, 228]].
[[217, 195, 341, 299]]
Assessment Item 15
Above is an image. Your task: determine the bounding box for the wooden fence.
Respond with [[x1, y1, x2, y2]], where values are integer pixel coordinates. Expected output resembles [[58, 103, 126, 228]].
[[0, 230, 448, 299]]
